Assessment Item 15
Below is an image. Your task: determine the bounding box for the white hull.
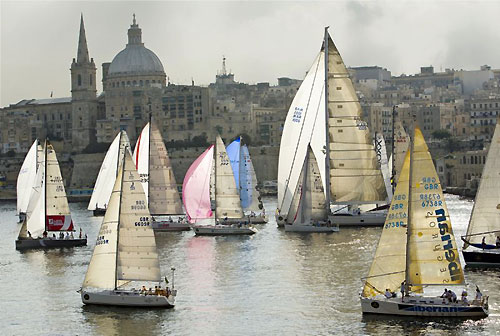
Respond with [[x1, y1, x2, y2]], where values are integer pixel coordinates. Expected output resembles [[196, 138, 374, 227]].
[[193, 224, 257, 236], [81, 289, 175, 308], [284, 224, 339, 232], [152, 220, 190, 232], [329, 212, 386, 227], [360, 297, 488, 317]]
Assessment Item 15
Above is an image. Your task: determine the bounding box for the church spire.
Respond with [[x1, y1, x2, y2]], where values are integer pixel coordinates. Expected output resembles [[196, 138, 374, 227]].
[[77, 13, 90, 63]]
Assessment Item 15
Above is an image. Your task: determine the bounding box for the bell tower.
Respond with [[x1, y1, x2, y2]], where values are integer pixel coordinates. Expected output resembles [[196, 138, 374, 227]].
[[71, 14, 97, 150]]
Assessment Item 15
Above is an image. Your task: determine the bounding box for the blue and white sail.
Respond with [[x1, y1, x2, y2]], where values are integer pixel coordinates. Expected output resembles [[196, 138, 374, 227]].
[[226, 137, 241, 188], [239, 145, 262, 212]]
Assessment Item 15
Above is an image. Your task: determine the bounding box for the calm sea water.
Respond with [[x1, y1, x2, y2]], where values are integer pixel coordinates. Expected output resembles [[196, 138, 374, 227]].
[[1, 195, 499, 336]]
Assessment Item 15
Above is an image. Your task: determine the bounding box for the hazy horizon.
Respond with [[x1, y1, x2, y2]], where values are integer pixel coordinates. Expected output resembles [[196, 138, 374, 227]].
[[1, 0, 500, 107]]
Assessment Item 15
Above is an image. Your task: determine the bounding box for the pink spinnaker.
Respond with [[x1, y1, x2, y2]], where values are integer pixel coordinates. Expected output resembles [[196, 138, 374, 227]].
[[182, 145, 214, 223]]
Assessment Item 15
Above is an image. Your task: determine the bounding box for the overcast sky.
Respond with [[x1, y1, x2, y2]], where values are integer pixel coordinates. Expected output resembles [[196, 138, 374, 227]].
[[1, 0, 500, 107]]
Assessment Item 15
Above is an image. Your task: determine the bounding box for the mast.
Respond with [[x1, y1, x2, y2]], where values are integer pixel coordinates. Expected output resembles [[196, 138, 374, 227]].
[[323, 27, 331, 214], [43, 139, 48, 233], [214, 136, 218, 222], [114, 147, 126, 290], [404, 116, 416, 296], [391, 105, 396, 193]]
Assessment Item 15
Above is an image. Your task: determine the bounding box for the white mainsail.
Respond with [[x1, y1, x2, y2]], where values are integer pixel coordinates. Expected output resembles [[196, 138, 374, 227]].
[[293, 146, 327, 226], [375, 133, 393, 201], [133, 121, 182, 215], [240, 145, 262, 212], [277, 51, 326, 217], [17, 140, 41, 215], [83, 151, 161, 290], [215, 135, 244, 219], [362, 126, 464, 297], [88, 131, 131, 211], [464, 123, 500, 247], [326, 34, 386, 204]]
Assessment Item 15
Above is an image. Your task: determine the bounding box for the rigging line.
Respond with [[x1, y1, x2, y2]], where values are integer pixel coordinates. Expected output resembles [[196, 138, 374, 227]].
[[278, 54, 323, 212]]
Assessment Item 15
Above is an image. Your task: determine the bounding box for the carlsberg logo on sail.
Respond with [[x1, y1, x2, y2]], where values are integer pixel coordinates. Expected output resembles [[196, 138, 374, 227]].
[[435, 208, 461, 281]]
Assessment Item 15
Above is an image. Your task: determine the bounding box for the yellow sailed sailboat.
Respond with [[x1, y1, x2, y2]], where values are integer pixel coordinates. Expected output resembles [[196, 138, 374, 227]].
[[360, 125, 489, 317]]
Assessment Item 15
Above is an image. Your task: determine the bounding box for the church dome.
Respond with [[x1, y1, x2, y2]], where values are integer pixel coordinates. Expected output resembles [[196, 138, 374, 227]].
[[108, 45, 164, 75], [107, 15, 165, 77]]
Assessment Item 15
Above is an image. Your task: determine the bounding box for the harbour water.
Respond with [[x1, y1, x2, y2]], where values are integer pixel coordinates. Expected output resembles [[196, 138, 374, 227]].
[[1, 195, 498, 335]]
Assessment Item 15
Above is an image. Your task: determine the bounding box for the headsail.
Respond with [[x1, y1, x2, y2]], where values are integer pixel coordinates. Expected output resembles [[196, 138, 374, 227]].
[[407, 127, 464, 289], [17, 140, 40, 215], [362, 151, 410, 297], [277, 51, 326, 217], [326, 34, 387, 204], [464, 123, 500, 248], [88, 131, 131, 211], [215, 135, 243, 219], [182, 146, 214, 222], [375, 133, 393, 201], [227, 137, 241, 188], [25, 147, 46, 238]]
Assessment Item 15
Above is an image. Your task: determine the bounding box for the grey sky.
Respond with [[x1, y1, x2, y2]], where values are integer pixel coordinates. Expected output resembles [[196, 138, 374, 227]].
[[1, 1, 499, 107]]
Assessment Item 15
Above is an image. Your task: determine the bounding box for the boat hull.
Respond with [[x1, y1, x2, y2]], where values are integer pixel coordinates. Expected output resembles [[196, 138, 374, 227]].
[[284, 224, 339, 232], [329, 212, 386, 227], [81, 290, 175, 308], [16, 237, 87, 250], [152, 220, 191, 232], [193, 225, 257, 236], [360, 297, 488, 317], [222, 215, 268, 225], [92, 208, 106, 216], [463, 250, 500, 267]]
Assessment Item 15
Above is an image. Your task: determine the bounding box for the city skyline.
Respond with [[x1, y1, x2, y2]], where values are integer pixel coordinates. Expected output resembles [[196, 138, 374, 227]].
[[1, 0, 500, 107]]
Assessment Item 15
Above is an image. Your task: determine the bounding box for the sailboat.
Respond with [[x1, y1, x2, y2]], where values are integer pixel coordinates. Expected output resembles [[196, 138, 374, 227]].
[[17, 139, 43, 222], [227, 137, 267, 224], [360, 125, 488, 317], [285, 145, 339, 232], [277, 28, 387, 227], [133, 118, 188, 231], [461, 123, 500, 267], [183, 135, 257, 235], [88, 130, 131, 216], [81, 149, 177, 307], [16, 140, 87, 250]]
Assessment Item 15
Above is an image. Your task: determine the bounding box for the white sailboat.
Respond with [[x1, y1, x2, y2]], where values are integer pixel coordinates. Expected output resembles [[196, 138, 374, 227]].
[[133, 118, 188, 231], [360, 126, 488, 317], [16, 140, 87, 250], [461, 123, 500, 267], [17, 139, 43, 222], [183, 135, 257, 236], [81, 150, 176, 307], [88, 131, 131, 216], [277, 29, 387, 227], [285, 145, 339, 232], [227, 137, 267, 224]]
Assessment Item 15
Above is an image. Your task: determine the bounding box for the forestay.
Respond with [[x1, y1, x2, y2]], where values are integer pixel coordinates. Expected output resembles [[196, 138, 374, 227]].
[[278, 51, 326, 217], [215, 135, 243, 219], [464, 123, 500, 247], [17, 140, 40, 215], [326, 35, 386, 203], [407, 127, 464, 289], [182, 146, 214, 222], [88, 131, 131, 211]]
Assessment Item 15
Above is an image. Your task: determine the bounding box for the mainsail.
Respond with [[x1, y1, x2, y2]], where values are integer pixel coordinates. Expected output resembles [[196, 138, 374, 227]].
[[363, 126, 464, 297], [83, 151, 161, 290], [375, 133, 393, 201], [293, 145, 327, 226], [17, 140, 42, 215], [182, 146, 214, 222], [325, 34, 386, 204], [133, 121, 183, 215], [277, 51, 326, 217], [215, 135, 243, 219], [88, 131, 131, 211], [240, 145, 262, 212], [464, 123, 500, 247]]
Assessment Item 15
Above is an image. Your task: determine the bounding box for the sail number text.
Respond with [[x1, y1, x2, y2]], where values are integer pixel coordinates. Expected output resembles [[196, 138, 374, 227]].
[[292, 107, 303, 123]]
